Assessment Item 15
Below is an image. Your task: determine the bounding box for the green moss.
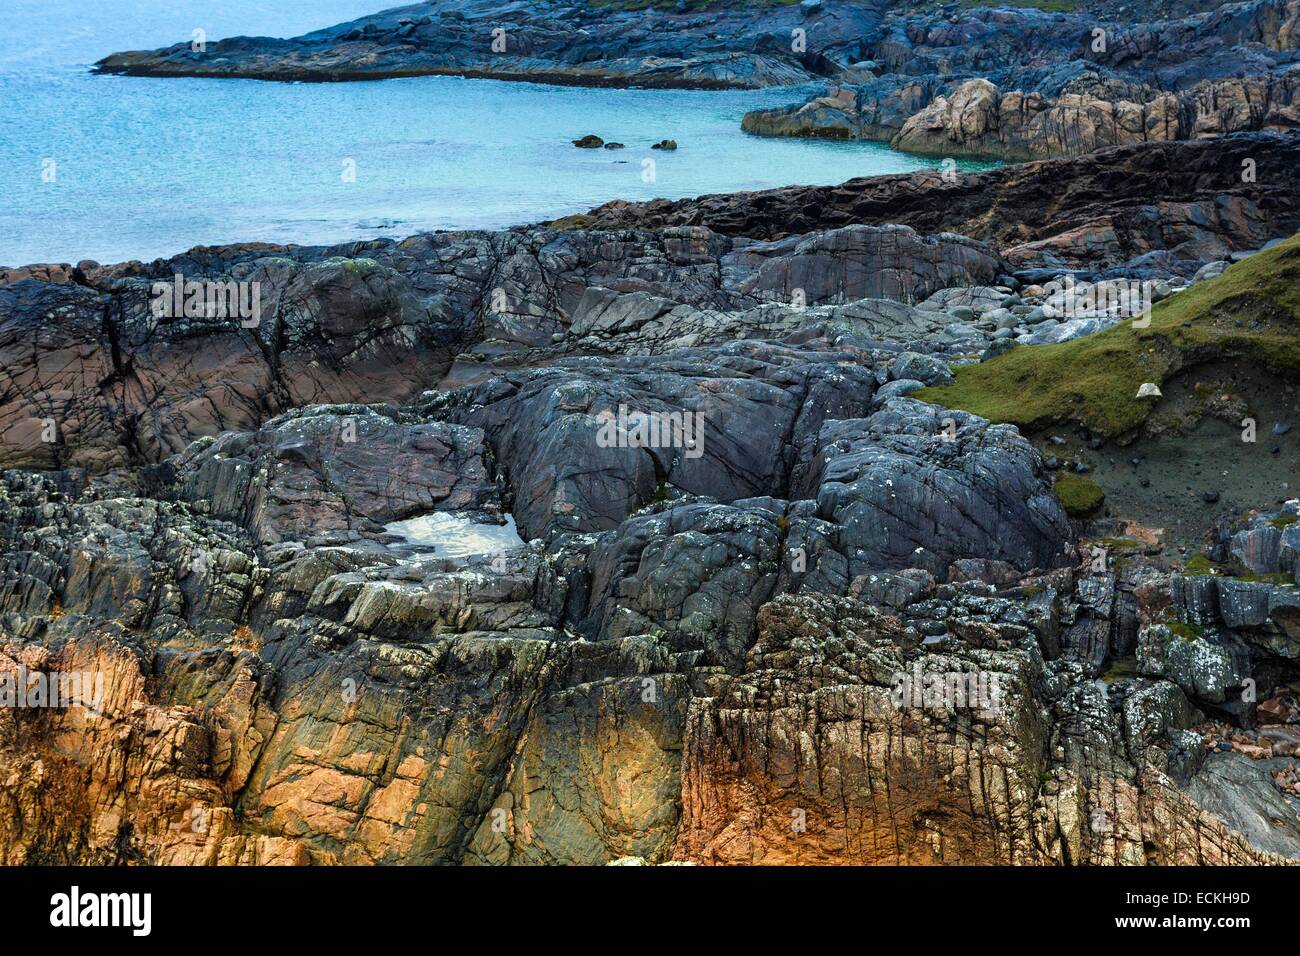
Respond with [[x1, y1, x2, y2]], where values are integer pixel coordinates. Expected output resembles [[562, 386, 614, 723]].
[[917, 233, 1300, 439], [1098, 537, 1140, 553], [324, 256, 377, 273], [1166, 621, 1204, 641], [1183, 553, 1219, 574], [1237, 572, 1297, 586], [1101, 657, 1140, 684], [546, 213, 595, 231], [1183, 551, 1295, 584], [1052, 474, 1105, 517], [1269, 514, 1299, 530]]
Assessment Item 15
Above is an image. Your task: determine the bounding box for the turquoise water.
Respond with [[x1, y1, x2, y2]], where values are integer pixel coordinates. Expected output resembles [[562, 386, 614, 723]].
[[0, 0, 990, 266]]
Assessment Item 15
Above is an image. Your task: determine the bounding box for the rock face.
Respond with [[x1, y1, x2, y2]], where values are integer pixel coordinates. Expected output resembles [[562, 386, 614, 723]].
[[741, 0, 1300, 159], [168, 407, 501, 545], [0, 222, 1003, 472], [94, 0, 883, 89], [673, 592, 1286, 865], [796, 402, 1074, 578], [2, 445, 1292, 864], [0, 254, 461, 471], [579, 131, 1300, 269], [3, 126, 1300, 865], [890, 79, 1192, 160]]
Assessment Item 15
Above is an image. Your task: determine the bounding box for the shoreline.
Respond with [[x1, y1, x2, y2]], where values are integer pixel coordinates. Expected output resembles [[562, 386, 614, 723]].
[[90, 0, 1300, 162], [3, 129, 1292, 277]]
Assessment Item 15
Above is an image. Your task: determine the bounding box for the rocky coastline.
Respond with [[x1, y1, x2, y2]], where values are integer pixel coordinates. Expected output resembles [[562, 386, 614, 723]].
[[93, 0, 883, 88], [741, 0, 1300, 159], [1, 2, 1298, 866], [94, 0, 1300, 162]]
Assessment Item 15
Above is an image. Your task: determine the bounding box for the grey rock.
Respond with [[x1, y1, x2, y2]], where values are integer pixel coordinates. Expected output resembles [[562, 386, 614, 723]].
[[1188, 753, 1300, 860], [876, 378, 927, 401], [1024, 317, 1115, 345], [1123, 680, 1197, 758], [1136, 622, 1249, 704], [794, 398, 1075, 580], [893, 351, 954, 386]]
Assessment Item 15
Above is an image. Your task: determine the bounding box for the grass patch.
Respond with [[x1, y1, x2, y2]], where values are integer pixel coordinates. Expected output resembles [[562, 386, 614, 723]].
[[547, 213, 596, 231], [1053, 473, 1104, 517], [1098, 536, 1140, 552], [1182, 553, 1295, 584], [1236, 572, 1297, 586], [1183, 553, 1221, 574], [917, 233, 1300, 439]]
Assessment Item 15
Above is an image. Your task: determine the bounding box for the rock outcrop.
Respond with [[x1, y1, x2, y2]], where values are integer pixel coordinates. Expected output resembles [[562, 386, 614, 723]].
[[89, 0, 1300, 162], [2, 121, 1299, 866], [94, 0, 883, 89], [581, 131, 1300, 268], [743, 0, 1300, 159]]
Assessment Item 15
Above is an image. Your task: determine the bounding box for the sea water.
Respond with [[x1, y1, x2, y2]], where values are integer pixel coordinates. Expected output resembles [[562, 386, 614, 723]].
[[0, 0, 996, 265]]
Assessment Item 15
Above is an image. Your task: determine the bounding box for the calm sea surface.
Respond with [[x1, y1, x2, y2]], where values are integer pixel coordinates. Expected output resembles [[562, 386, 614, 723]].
[[0, 0, 994, 265]]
